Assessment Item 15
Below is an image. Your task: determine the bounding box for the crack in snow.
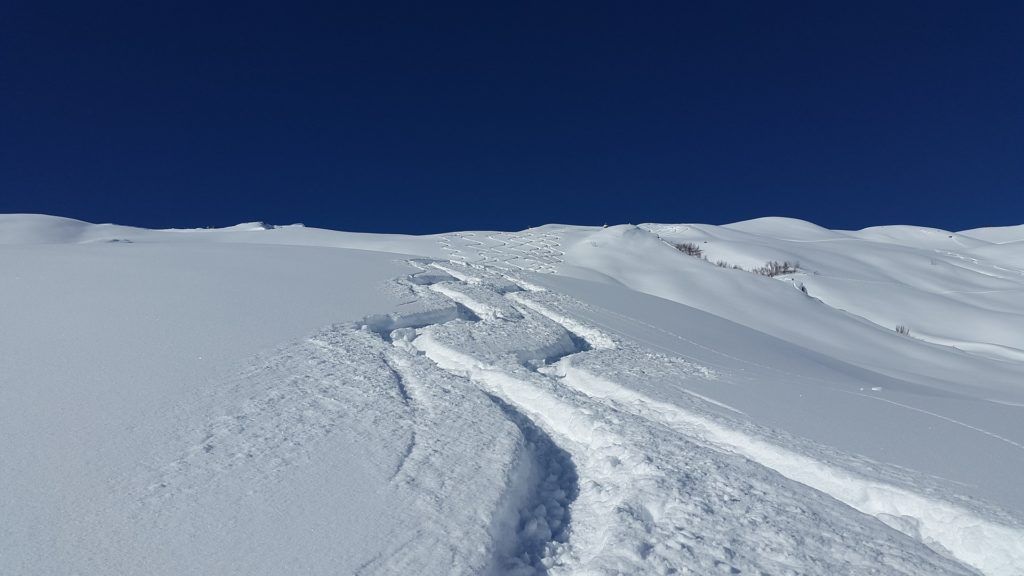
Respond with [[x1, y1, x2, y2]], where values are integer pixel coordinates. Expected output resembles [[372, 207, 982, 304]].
[[139, 256, 1024, 575], [395, 259, 1019, 575]]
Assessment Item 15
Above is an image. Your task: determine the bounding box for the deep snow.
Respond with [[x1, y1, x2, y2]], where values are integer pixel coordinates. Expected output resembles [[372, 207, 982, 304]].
[[2, 214, 1022, 575]]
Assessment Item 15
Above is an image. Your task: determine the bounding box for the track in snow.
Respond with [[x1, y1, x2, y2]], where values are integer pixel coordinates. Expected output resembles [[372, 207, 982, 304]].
[[438, 230, 564, 274], [379, 260, 1009, 574], [139, 255, 1024, 575]]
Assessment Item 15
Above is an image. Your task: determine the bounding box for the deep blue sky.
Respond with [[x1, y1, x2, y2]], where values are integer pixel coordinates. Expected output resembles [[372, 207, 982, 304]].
[[2, 1, 1021, 233]]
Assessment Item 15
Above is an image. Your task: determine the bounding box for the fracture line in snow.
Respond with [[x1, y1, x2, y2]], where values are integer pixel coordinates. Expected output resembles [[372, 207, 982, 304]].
[[428, 261, 482, 284], [428, 283, 523, 321], [356, 344, 570, 576], [388, 260, 1005, 575], [508, 291, 744, 416], [161, 254, 1019, 575], [506, 292, 617, 351]]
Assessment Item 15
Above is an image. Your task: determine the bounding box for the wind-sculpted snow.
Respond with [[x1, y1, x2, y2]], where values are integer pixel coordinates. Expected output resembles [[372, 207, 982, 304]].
[[135, 315, 575, 574], [140, 328, 415, 504]]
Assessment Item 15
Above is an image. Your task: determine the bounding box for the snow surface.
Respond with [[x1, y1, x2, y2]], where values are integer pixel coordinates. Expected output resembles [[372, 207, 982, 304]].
[[2, 214, 1023, 575]]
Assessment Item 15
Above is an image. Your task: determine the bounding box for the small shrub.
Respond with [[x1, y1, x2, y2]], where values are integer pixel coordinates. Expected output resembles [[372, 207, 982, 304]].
[[895, 325, 911, 336], [752, 260, 799, 277], [673, 242, 703, 257], [715, 260, 730, 268]]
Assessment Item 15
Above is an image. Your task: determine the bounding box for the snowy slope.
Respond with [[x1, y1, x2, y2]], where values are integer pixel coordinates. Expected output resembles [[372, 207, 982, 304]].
[[2, 214, 1022, 575]]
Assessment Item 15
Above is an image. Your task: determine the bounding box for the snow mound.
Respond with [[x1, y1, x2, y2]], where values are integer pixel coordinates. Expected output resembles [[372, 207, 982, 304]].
[[960, 223, 1024, 244], [724, 216, 845, 240], [0, 213, 118, 244]]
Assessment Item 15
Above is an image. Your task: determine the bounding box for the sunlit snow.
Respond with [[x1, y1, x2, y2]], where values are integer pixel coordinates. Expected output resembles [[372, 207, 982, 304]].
[[2, 214, 1022, 575]]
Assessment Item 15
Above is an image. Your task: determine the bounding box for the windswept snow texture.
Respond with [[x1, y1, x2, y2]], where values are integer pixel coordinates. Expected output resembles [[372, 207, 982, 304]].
[[2, 214, 1024, 575]]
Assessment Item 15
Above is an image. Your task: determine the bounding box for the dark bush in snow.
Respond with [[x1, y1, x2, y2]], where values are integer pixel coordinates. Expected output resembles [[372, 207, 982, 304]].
[[673, 242, 703, 257], [753, 260, 799, 277]]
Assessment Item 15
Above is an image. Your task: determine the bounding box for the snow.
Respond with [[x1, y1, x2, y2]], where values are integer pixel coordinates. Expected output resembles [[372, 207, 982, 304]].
[[960, 224, 1024, 244], [2, 213, 1023, 575]]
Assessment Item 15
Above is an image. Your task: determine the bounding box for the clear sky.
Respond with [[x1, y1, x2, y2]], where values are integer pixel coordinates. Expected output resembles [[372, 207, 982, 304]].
[[2, 1, 1021, 233]]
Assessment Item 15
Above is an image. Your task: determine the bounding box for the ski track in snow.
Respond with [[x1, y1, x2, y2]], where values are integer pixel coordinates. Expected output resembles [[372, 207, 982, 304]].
[[937, 250, 1024, 279], [137, 248, 1024, 575], [438, 229, 565, 274]]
